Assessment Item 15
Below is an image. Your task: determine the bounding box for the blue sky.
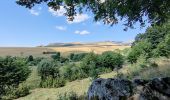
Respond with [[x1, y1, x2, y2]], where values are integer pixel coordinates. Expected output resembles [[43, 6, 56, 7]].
[[0, 1, 149, 47]]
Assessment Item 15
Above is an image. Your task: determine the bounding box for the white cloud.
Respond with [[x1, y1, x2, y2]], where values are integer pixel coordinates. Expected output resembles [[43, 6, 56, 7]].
[[67, 14, 90, 24], [74, 30, 90, 35], [48, 7, 89, 24], [48, 6, 66, 17], [29, 9, 40, 16], [56, 26, 67, 31]]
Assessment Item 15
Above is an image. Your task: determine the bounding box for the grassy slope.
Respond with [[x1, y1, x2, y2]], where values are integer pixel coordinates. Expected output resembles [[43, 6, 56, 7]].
[[16, 59, 170, 100], [0, 47, 55, 57], [0, 42, 130, 57]]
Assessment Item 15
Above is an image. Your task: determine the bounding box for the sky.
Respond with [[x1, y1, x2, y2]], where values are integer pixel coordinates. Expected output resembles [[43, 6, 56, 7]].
[[0, 1, 149, 47]]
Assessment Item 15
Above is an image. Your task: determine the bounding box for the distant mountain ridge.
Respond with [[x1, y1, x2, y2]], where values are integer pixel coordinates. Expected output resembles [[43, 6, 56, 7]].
[[44, 41, 132, 47]]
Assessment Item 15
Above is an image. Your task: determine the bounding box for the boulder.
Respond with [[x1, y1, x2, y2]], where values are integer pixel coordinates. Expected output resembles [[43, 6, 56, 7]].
[[87, 77, 170, 100], [87, 78, 133, 100]]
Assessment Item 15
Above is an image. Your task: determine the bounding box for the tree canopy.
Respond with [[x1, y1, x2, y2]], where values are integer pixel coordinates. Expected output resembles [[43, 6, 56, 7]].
[[16, 0, 170, 28]]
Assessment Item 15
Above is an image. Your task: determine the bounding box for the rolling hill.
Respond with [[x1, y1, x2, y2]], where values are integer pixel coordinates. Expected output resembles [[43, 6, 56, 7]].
[[0, 41, 130, 57]]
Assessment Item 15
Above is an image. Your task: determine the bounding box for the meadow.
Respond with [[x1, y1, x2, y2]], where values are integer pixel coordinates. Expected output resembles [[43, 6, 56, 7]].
[[16, 58, 170, 100]]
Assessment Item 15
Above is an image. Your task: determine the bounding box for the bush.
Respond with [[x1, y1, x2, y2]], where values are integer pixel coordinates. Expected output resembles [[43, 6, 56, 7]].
[[88, 62, 99, 80], [80, 52, 100, 75], [39, 77, 66, 88], [27, 57, 44, 66], [2, 84, 30, 100], [69, 53, 88, 61], [100, 51, 124, 70], [60, 57, 69, 63], [51, 52, 61, 61], [38, 59, 66, 88], [0, 56, 31, 98], [38, 59, 60, 80], [127, 40, 152, 64], [57, 92, 87, 100], [60, 63, 87, 81]]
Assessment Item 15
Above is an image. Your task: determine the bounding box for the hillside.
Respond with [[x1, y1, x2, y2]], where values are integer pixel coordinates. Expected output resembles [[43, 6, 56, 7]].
[[16, 58, 170, 100], [0, 41, 130, 57], [48, 41, 130, 54]]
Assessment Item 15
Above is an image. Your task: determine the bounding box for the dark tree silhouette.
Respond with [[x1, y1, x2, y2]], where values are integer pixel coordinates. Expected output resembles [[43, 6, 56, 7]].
[[16, 0, 170, 28]]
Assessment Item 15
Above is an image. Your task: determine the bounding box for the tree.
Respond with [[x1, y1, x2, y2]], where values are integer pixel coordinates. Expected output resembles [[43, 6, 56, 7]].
[[0, 56, 31, 97], [100, 51, 124, 70], [38, 59, 60, 80], [155, 34, 170, 57], [51, 52, 60, 61], [16, 0, 170, 28], [127, 40, 152, 63], [80, 52, 99, 75], [130, 21, 170, 62]]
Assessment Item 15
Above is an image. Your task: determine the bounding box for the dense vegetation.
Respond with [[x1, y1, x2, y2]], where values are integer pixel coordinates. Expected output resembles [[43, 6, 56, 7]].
[[0, 56, 31, 99], [128, 22, 170, 63]]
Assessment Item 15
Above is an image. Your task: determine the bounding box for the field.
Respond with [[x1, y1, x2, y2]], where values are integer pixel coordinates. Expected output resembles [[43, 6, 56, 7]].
[[16, 59, 170, 100], [0, 47, 55, 57], [0, 42, 130, 57]]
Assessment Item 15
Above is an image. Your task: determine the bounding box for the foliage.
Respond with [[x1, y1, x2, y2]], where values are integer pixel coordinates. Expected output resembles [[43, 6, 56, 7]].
[[57, 92, 87, 100], [69, 53, 88, 61], [0, 56, 31, 98], [27, 55, 34, 62], [39, 77, 66, 88], [129, 22, 170, 63], [38, 59, 66, 88], [16, 0, 170, 28], [127, 40, 152, 63], [60, 57, 69, 63], [2, 84, 30, 100], [60, 63, 86, 81], [51, 52, 61, 61], [38, 59, 59, 80], [154, 33, 170, 57], [88, 62, 99, 80], [80, 52, 100, 76], [26, 56, 44, 66], [100, 51, 124, 70]]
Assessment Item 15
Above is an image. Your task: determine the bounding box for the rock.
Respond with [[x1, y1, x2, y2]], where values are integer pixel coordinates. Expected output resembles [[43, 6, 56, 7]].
[[87, 77, 170, 100], [87, 78, 133, 100], [139, 77, 170, 100]]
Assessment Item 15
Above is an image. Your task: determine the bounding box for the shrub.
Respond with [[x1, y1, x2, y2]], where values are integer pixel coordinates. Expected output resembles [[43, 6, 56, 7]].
[[88, 62, 99, 80], [27, 55, 34, 62], [60, 63, 87, 81], [100, 51, 124, 70], [0, 56, 31, 98], [2, 84, 30, 100], [39, 77, 66, 88], [38, 59, 65, 88], [69, 53, 88, 61], [60, 57, 69, 63], [51, 52, 61, 61], [127, 40, 152, 63], [80, 52, 100, 75], [57, 92, 87, 100], [38, 59, 59, 80]]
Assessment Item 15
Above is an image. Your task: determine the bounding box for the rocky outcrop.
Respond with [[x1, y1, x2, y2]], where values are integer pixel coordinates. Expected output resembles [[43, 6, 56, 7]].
[[87, 77, 170, 100]]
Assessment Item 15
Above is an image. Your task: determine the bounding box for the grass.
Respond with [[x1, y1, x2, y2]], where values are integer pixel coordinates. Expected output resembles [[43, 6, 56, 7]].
[[16, 68, 116, 100], [16, 58, 170, 100], [0, 42, 130, 57], [0, 47, 55, 57]]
